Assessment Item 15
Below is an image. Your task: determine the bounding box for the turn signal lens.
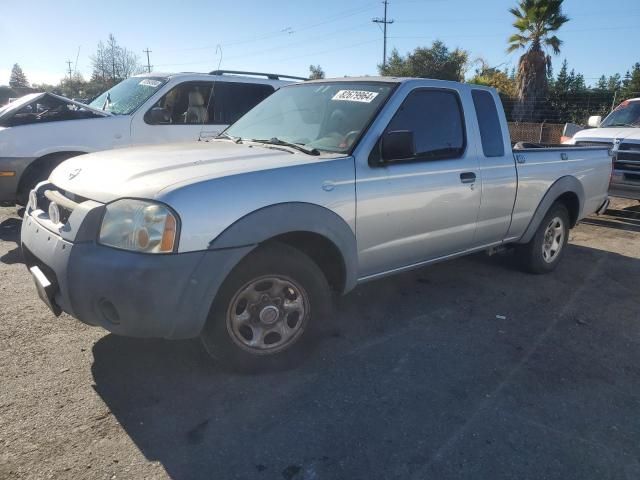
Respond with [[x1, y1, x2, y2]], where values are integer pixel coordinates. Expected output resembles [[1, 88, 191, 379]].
[[99, 199, 179, 253]]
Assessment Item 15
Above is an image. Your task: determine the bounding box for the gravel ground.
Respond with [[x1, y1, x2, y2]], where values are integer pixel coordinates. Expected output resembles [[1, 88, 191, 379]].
[[1, 198, 639, 480]]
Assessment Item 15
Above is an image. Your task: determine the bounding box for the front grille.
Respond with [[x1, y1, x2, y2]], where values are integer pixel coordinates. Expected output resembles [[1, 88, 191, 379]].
[[34, 186, 86, 225], [614, 143, 640, 174]]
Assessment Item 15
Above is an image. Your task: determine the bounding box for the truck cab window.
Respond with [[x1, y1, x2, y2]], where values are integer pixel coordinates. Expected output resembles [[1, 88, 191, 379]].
[[386, 89, 465, 160], [472, 90, 505, 157]]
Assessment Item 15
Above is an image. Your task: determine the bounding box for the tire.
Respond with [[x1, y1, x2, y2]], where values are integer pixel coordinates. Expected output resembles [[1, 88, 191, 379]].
[[16, 152, 83, 205], [200, 242, 332, 371], [517, 202, 570, 274]]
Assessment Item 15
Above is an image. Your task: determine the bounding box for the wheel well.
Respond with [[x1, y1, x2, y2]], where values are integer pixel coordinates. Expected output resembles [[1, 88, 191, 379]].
[[266, 231, 347, 293], [554, 191, 580, 227], [17, 151, 86, 196]]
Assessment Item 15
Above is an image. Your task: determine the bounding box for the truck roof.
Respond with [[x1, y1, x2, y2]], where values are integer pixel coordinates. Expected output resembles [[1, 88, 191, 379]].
[[305, 76, 497, 95]]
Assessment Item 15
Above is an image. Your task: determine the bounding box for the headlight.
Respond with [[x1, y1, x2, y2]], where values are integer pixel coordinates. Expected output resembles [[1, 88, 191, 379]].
[[99, 199, 178, 253]]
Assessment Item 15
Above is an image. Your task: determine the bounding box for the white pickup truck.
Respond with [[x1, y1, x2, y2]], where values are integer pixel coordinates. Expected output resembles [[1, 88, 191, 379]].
[[21, 77, 611, 370], [566, 98, 640, 200], [0, 70, 298, 204]]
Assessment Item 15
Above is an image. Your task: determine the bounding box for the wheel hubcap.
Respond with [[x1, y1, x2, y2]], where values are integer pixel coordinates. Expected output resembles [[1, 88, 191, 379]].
[[227, 276, 308, 354], [542, 216, 565, 263], [259, 305, 280, 325]]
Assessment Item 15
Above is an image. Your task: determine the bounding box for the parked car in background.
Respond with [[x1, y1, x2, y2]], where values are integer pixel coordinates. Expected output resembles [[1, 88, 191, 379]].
[[0, 70, 302, 204], [565, 98, 640, 200], [21, 77, 611, 369]]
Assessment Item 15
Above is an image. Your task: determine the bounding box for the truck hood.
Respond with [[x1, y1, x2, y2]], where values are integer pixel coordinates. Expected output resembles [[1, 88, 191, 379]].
[[0, 92, 111, 123], [573, 127, 640, 143], [50, 141, 343, 203]]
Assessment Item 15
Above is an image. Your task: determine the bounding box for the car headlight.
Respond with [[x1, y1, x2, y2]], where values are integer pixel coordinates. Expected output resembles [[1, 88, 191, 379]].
[[99, 199, 178, 253]]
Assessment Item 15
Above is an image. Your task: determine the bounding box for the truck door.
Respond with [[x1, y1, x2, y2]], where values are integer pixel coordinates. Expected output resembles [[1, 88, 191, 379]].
[[355, 87, 482, 278], [130, 81, 214, 146], [469, 89, 518, 245]]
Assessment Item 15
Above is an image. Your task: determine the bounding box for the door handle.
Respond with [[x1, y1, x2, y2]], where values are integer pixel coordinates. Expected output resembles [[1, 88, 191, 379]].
[[460, 172, 476, 184]]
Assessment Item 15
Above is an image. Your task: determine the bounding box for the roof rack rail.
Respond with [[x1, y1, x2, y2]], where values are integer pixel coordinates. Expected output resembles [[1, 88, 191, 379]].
[[208, 70, 307, 81]]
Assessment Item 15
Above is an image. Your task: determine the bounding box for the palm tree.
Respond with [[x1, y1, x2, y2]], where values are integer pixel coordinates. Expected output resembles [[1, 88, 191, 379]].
[[508, 0, 569, 121]]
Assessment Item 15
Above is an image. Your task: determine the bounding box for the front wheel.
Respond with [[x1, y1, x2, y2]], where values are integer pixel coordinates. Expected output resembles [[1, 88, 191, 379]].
[[200, 243, 331, 371], [517, 203, 570, 274]]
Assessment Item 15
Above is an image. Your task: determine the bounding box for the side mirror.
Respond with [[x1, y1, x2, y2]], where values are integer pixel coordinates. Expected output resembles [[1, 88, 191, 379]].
[[145, 107, 171, 125], [381, 130, 415, 162], [587, 115, 602, 128]]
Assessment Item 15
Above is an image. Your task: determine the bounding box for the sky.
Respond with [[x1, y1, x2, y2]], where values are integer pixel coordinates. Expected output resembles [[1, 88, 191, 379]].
[[1, 0, 638, 87]]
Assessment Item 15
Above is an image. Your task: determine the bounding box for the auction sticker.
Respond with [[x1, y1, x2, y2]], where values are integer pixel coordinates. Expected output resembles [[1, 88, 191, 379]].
[[139, 79, 162, 87], [332, 90, 379, 103]]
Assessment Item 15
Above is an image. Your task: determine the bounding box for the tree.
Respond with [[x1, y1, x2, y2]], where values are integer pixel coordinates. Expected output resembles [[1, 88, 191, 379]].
[[595, 75, 608, 91], [90, 34, 141, 88], [378, 41, 468, 81], [607, 73, 621, 92], [508, 0, 569, 121], [309, 65, 325, 80], [9, 63, 29, 88], [469, 60, 517, 97], [621, 63, 640, 100]]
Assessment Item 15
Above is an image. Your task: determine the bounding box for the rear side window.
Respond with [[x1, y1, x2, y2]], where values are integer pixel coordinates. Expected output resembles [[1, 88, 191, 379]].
[[386, 89, 465, 160], [208, 82, 275, 125], [472, 90, 504, 157]]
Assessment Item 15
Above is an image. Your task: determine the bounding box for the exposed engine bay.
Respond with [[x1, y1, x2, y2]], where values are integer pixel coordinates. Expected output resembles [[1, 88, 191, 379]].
[[0, 93, 107, 127]]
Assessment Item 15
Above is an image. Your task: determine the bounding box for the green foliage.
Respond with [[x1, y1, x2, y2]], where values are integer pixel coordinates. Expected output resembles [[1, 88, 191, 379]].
[[507, 0, 569, 54], [308, 65, 325, 80], [9, 64, 29, 88], [621, 63, 640, 100], [378, 41, 469, 81], [469, 61, 517, 97], [508, 0, 569, 121]]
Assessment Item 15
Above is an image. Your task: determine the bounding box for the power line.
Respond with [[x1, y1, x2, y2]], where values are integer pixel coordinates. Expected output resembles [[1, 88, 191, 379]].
[[154, 23, 373, 68], [158, 1, 378, 54], [155, 37, 380, 70], [372, 0, 394, 68], [143, 48, 152, 73], [65, 60, 73, 80]]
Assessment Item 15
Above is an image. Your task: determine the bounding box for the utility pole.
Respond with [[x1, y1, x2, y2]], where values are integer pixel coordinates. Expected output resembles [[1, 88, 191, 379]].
[[143, 48, 152, 73], [65, 60, 73, 81], [372, 0, 394, 69]]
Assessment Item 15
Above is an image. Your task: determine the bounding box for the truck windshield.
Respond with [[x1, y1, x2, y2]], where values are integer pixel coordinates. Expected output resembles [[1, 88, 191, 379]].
[[224, 82, 394, 153], [88, 76, 167, 115], [600, 100, 640, 128]]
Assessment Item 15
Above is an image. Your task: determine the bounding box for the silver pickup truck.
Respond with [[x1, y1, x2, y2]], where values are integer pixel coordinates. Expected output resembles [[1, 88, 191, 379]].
[[21, 77, 611, 369]]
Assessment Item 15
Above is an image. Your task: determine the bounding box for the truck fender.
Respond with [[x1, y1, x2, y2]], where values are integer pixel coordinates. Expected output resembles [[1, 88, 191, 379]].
[[208, 202, 358, 293], [517, 176, 585, 244]]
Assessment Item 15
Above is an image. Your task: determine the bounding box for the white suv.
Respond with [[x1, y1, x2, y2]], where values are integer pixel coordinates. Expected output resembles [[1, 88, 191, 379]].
[[0, 70, 302, 204]]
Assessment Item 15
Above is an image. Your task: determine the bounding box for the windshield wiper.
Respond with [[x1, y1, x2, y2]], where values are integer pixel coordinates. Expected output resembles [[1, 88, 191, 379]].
[[251, 137, 320, 156], [216, 132, 243, 143], [605, 123, 638, 128]]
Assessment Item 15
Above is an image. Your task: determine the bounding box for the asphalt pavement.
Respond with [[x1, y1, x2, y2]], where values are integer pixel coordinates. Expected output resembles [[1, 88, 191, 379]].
[[1, 199, 639, 479]]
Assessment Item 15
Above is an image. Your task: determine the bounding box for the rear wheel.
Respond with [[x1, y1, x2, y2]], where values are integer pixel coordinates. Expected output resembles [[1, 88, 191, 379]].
[[200, 243, 331, 371], [518, 203, 570, 274]]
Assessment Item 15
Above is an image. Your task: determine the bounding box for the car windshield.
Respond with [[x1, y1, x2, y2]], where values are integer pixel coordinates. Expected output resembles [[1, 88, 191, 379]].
[[89, 76, 167, 115], [224, 82, 394, 154], [600, 100, 640, 128]]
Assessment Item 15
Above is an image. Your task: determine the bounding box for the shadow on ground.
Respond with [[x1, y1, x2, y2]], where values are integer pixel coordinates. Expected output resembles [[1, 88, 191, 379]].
[[581, 202, 640, 233], [0, 217, 22, 265], [91, 243, 640, 480]]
